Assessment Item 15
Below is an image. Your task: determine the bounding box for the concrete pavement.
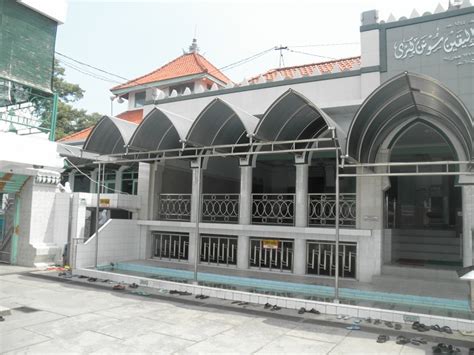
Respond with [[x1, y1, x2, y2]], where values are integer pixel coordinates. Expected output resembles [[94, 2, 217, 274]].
[[0, 268, 472, 354]]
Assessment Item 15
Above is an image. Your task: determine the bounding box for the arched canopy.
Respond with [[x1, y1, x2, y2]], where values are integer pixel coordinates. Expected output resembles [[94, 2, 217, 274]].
[[83, 115, 137, 154], [346, 72, 473, 163], [185, 98, 259, 146], [128, 107, 192, 151], [254, 89, 347, 150]]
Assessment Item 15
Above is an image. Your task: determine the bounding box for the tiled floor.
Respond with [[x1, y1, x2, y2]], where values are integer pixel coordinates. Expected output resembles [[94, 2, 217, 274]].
[[1, 269, 472, 354]]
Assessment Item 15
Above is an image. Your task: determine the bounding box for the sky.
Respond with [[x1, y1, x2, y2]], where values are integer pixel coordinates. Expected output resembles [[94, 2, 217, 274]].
[[55, 0, 452, 115]]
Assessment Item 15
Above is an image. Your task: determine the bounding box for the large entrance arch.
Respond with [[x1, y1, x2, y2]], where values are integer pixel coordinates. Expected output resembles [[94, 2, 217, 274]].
[[346, 72, 473, 269]]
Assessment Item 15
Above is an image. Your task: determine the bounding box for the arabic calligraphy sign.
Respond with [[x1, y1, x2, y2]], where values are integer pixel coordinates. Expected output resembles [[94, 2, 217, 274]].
[[393, 19, 474, 65]]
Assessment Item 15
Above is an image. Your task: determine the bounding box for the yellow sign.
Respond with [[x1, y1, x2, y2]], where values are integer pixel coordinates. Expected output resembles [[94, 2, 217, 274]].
[[262, 240, 279, 249], [99, 198, 110, 207]]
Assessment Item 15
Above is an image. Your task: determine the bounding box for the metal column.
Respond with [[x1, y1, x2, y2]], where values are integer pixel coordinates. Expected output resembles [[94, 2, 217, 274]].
[[334, 149, 340, 303], [94, 163, 101, 268]]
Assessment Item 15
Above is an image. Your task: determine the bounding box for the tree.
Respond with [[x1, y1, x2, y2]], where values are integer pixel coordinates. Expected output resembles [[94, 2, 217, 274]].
[[52, 60, 102, 140]]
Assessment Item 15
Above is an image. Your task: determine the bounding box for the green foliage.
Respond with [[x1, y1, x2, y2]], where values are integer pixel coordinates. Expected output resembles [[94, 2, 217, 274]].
[[53, 59, 101, 140]]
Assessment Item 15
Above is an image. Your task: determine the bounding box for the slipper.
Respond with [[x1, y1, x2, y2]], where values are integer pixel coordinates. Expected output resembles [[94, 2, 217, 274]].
[[441, 326, 453, 334], [412, 321, 421, 330], [178, 291, 192, 296], [129, 283, 139, 289], [432, 343, 453, 355], [374, 319, 382, 325], [337, 314, 344, 320], [431, 324, 442, 332], [376, 334, 389, 343], [87, 277, 97, 282], [131, 290, 150, 296], [396, 336, 410, 345], [102, 279, 110, 283], [343, 315, 350, 320], [264, 303, 272, 309], [410, 339, 421, 346], [78, 275, 88, 279], [411, 337, 427, 344], [169, 290, 180, 294], [298, 307, 306, 314], [346, 325, 361, 330], [231, 301, 241, 304], [0, 316, 4, 322], [112, 284, 125, 290], [58, 272, 67, 276], [385, 321, 393, 328], [353, 318, 362, 324], [271, 305, 281, 311], [308, 308, 320, 315], [365, 317, 372, 323], [238, 302, 249, 306], [200, 295, 209, 299], [394, 323, 402, 330]]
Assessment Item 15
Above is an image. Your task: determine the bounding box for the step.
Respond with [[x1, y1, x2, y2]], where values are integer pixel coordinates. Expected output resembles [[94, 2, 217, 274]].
[[393, 251, 462, 262], [391, 229, 457, 238], [393, 243, 461, 254], [382, 264, 460, 281], [393, 236, 460, 245]]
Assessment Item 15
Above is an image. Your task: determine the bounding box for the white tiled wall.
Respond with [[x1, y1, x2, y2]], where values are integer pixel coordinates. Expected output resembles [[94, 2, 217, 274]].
[[75, 219, 139, 268]]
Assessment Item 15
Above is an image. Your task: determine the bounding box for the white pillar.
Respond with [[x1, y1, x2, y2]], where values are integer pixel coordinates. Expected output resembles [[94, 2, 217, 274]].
[[237, 235, 249, 269], [90, 168, 98, 193], [239, 164, 253, 224], [295, 164, 309, 227], [190, 161, 203, 223], [462, 185, 474, 266], [293, 238, 306, 275], [153, 163, 165, 220], [137, 163, 151, 220]]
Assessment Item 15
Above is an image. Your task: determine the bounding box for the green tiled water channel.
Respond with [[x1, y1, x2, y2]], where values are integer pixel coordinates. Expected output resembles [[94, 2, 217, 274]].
[[96, 262, 472, 320]]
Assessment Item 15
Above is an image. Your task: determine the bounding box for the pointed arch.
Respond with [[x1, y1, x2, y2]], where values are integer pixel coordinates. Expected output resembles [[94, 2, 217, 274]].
[[127, 107, 192, 151], [253, 89, 347, 151], [185, 98, 259, 147], [346, 72, 473, 163], [83, 115, 137, 154]]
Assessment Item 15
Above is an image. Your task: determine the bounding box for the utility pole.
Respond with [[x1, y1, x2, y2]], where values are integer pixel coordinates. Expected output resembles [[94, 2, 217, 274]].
[[275, 45, 288, 67]]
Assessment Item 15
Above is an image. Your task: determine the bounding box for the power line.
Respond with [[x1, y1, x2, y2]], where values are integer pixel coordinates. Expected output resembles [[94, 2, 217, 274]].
[[56, 52, 129, 81], [57, 58, 122, 84], [289, 42, 360, 48], [288, 49, 337, 60]]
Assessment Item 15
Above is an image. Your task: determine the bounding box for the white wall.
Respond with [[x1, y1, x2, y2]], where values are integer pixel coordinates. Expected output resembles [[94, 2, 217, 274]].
[[155, 75, 364, 120], [75, 219, 139, 268]]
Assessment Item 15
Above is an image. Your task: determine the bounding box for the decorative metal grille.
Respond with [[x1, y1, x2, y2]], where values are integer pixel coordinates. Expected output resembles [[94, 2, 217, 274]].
[[308, 193, 356, 227], [153, 232, 189, 261], [159, 194, 191, 221], [306, 241, 356, 278], [249, 238, 293, 271], [201, 194, 239, 223], [200, 235, 238, 266], [252, 194, 295, 225]]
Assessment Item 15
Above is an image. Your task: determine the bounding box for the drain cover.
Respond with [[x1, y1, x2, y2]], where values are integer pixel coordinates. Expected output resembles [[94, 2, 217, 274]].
[[13, 306, 40, 313]]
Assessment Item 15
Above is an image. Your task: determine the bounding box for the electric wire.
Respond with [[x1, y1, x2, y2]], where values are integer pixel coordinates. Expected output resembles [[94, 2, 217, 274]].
[[57, 58, 122, 84], [56, 52, 130, 81]]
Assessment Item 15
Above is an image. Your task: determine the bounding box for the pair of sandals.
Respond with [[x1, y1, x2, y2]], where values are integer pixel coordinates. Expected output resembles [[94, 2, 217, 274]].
[[431, 324, 453, 334], [231, 301, 249, 306], [395, 335, 427, 345], [385, 321, 402, 330], [169, 290, 192, 296], [412, 321, 431, 332], [112, 284, 125, 290], [129, 283, 139, 289], [432, 343, 461, 354], [195, 294, 209, 299], [264, 303, 281, 311], [297, 307, 320, 315]]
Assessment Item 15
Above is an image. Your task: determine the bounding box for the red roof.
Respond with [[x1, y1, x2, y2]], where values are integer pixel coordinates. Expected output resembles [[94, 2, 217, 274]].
[[58, 109, 144, 143], [249, 57, 361, 83], [111, 52, 231, 92]]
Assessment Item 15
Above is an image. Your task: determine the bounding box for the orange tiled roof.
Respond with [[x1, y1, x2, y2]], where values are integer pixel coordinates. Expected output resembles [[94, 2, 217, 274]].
[[248, 56, 361, 83], [58, 109, 144, 143], [111, 52, 231, 92]]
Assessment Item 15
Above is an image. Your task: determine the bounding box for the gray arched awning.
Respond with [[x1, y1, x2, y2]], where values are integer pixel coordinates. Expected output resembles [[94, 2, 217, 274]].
[[346, 72, 473, 163], [254, 89, 347, 150], [185, 98, 259, 146], [83, 115, 138, 154], [128, 107, 192, 151]]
